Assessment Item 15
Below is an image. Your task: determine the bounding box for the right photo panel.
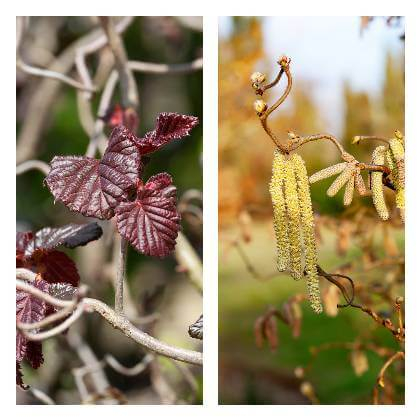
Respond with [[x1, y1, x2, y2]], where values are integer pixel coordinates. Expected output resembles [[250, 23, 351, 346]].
[[218, 16, 405, 404]]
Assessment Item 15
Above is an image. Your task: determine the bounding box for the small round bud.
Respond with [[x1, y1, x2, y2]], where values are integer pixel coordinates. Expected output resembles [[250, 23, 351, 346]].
[[294, 366, 305, 379], [277, 55, 291, 68], [396, 296, 404, 304], [352, 136, 362, 145], [300, 381, 314, 397], [395, 130, 403, 140], [250, 71, 266, 85], [254, 99, 267, 114]]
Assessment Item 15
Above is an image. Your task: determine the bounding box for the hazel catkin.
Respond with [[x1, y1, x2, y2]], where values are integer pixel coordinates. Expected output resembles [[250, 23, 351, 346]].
[[283, 154, 303, 280], [269, 150, 290, 271], [326, 163, 355, 197], [269, 150, 322, 314], [343, 176, 355, 206], [309, 162, 347, 184], [292, 154, 322, 314], [371, 146, 389, 220]]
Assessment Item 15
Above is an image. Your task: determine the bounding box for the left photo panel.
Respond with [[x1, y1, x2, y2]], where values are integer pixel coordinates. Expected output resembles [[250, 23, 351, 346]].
[[16, 16, 203, 404]]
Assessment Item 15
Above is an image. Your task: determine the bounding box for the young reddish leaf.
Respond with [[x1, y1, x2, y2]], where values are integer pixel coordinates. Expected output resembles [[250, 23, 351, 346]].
[[102, 104, 139, 133], [17, 232, 33, 268], [45, 156, 114, 220], [99, 125, 142, 208], [188, 314, 203, 340], [26, 341, 44, 369], [115, 173, 181, 257], [49, 282, 78, 301], [135, 113, 199, 154], [32, 249, 79, 286], [16, 279, 48, 363], [45, 127, 141, 220], [26, 222, 103, 255], [16, 362, 27, 389], [16, 232, 33, 253]]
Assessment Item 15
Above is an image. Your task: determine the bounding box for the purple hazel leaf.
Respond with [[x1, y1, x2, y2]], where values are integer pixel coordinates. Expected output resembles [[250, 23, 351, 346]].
[[32, 249, 80, 286], [45, 125, 141, 220], [135, 113, 199, 154], [26, 222, 103, 255], [45, 156, 114, 219], [49, 282, 78, 301], [16, 279, 48, 363], [115, 173, 181, 257], [99, 125, 142, 207]]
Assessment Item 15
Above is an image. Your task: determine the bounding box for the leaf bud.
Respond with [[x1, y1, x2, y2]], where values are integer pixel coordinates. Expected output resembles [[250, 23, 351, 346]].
[[254, 99, 267, 114], [250, 71, 266, 85]]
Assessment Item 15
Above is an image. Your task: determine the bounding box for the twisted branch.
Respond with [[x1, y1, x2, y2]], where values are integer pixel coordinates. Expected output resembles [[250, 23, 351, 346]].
[[16, 269, 202, 366]]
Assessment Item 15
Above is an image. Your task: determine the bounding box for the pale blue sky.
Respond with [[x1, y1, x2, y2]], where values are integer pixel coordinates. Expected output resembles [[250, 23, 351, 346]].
[[219, 16, 404, 133]]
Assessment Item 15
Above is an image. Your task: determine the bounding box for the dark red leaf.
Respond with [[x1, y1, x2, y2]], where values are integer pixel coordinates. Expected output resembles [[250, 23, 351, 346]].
[[99, 125, 142, 208], [135, 113, 199, 154], [45, 127, 141, 220], [32, 249, 79, 286], [26, 341, 44, 369], [115, 173, 181, 257], [16, 232, 33, 253], [16, 362, 27, 389], [16, 279, 48, 363], [26, 222, 103, 255], [49, 282, 78, 300], [103, 104, 139, 133], [45, 156, 114, 220]]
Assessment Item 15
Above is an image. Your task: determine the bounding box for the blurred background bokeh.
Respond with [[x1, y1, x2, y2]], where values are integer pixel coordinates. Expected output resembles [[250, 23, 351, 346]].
[[16, 16, 203, 404], [218, 16, 404, 404]]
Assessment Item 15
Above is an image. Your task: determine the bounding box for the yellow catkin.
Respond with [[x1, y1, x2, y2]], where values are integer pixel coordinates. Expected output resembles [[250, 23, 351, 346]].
[[326, 163, 355, 197], [343, 176, 355, 206], [354, 169, 367, 196], [284, 155, 303, 280], [269, 150, 290, 272], [371, 146, 389, 220], [389, 138, 405, 189], [292, 154, 322, 314], [309, 162, 347, 184], [386, 146, 405, 222]]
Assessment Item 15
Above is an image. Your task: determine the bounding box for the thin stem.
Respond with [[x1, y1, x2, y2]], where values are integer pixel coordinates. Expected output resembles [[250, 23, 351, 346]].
[[258, 66, 293, 150], [99, 16, 139, 108], [16, 160, 50, 175], [288, 133, 347, 156], [104, 353, 154, 376], [18, 303, 77, 330], [16, 273, 203, 366], [354, 135, 390, 144], [17, 59, 96, 92], [16, 278, 73, 309], [377, 351, 405, 388], [20, 305, 85, 341], [84, 298, 202, 365], [115, 237, 128, 314], [28, 388, 56, 405], [261, 68, 284, 92], [75, 16, 134, 100], [128, 58, 203, 74], [265, 67, 293, 117], [174, 232, 203, 293], [358, 162, 391, 176]]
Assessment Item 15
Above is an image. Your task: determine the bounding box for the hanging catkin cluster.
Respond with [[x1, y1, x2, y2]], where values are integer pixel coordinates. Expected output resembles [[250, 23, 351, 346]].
[[387, 132, 405, 221], [269, 150, 322, 314], [309, 161, 367, 206]]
